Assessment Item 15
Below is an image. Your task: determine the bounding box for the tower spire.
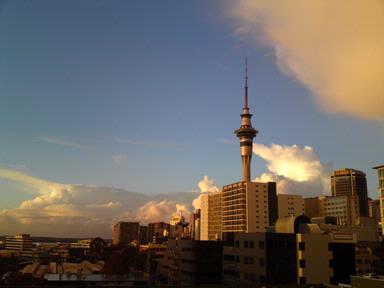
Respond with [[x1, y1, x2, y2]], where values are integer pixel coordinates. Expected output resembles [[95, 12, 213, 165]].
[[235, 58, 258, 182], [245, 57, 248, 109]]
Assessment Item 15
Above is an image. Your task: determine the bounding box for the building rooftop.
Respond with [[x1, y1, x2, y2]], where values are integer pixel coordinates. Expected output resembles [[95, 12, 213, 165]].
[[373, 164, 384, 169]]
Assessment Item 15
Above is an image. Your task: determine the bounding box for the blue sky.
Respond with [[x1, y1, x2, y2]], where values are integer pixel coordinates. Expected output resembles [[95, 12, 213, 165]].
[[0, 0, 383, 223]]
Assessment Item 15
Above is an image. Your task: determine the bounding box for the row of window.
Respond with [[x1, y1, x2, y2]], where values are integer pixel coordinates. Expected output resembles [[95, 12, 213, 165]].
[[222, 205, 246, 212], [233, 240, 265, 249], [222, 215, 246, 221], [223, 254, 265, 266]]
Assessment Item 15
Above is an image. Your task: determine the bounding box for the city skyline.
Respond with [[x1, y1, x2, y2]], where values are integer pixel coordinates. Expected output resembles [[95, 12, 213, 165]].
[[1, 0, 383, 237]]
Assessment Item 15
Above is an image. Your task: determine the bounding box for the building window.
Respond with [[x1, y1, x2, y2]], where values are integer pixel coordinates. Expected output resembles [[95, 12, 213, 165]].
[[236, 256, 240, 263], [259, 241, 265, 249], [235, 240, 239, 248], [299, 259, 306, 268], [244, 240, 248, 248], [244, 256, 254, 265], [298, 242, 305, 251], [259, 275, 265, 283], [259, 258, 265, 266], [223, 254, 235, 261], [249, 241, 254, 248]]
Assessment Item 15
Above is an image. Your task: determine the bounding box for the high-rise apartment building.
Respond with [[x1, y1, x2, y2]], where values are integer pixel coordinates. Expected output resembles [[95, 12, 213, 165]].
[[373, 165, 384, 235], [5, 234, 33, 251], [189, 209, 201, 240], [139, 225, 149, 245], [368, 199, 381, 222], [277, 194, 304, 218], [331, 168, 368, 217], [200, 192, 222, 240], [222, 181, 277, 233], [112, 222, 140, 245]]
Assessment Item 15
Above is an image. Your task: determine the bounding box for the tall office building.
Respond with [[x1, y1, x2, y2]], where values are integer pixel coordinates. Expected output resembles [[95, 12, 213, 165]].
[[221, 61, 277, 234], [112, 222, 140, 245], [331, 168, 369, 217], [373, 165, 384, 235]]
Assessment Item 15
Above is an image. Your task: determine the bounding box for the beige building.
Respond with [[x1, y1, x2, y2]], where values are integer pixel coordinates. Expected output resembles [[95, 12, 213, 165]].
[[277, 194, 304, 218], [304, 195, 360, 225], [296, 233, 332, 285], [373, 165, 384, 235], [221, 181, 277, 234], [222, 232, 266, 284], [112, 222, 139, 245], [331, 168, 368, 217], [321, 195, 360, 225], [5, 234, 33, 251], [200, 191, 221, 240]]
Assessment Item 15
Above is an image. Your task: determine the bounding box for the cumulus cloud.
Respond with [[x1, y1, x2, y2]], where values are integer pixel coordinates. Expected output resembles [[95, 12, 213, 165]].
[[227, 0, 384, 120], [0, 168, 193, 237], [134, 200, 190, 224], [192, 176, 220, 210], [112, 154, 128, 164], [40, 134, 89, 149], [253, 143, 331, 196]]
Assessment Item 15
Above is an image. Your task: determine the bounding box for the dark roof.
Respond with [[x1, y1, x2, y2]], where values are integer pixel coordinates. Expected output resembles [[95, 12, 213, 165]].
[[373, 165, 384, 169]]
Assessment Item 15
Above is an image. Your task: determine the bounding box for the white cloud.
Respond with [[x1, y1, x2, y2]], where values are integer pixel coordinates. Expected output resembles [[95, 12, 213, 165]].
[[134, 200, 190, 224], [112, 154, 128, 164], [192, 175, 220, 210], [40, 135, 89, 149], [226, 0, 384, 120], [253, 143, 331, 196], [0, 168, 193, 237], [253, 144, 324, 182]]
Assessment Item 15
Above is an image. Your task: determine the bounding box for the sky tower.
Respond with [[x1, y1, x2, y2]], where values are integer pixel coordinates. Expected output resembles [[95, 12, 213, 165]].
[[235, 58, 258, 182]]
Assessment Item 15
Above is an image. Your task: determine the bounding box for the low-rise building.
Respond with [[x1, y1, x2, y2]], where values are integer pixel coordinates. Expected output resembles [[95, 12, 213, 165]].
[[222, 216, 357, 286], [157, 239, 223, 285]]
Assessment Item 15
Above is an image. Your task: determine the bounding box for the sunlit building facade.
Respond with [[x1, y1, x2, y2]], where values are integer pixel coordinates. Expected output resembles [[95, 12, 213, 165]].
[[373, 165, 384, 235]]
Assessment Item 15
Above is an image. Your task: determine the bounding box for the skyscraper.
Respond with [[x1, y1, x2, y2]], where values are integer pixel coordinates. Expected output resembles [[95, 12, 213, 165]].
[[373, 165, 384, 235], [112, 221, 140, 246], [200, 192, 221, 240], [331, 168, 369, 217]]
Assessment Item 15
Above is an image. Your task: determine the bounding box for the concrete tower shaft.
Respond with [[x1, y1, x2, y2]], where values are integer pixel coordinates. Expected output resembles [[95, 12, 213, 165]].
[[234, 59, 258, 182]]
